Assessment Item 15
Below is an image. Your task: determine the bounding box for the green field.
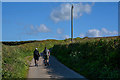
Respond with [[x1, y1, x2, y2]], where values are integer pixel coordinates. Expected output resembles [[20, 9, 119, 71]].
[[2, 36, 120, 79]]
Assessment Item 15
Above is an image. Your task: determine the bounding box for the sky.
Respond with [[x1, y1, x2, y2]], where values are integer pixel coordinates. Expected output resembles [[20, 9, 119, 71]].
[[2, 2, 118, 41]]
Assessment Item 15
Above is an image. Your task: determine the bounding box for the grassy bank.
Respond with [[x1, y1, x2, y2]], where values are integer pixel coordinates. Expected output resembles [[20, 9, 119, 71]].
[[51, 37, 120, 79], [2, 40, 64, 78], [2, 37, 120, 79]]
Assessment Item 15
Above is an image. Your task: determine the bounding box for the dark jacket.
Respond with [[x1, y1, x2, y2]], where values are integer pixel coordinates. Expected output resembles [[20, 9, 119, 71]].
[[34, 50, 39, 60]]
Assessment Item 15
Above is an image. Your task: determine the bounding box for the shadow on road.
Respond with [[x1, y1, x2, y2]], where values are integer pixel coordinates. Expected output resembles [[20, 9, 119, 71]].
[[44, 56, 85, 79]]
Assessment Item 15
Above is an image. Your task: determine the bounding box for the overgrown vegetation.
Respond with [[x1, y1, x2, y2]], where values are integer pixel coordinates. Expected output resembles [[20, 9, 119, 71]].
[[52, 36, 120, 79], [2, 40, 64, 78], [2, 36, 120, 79]]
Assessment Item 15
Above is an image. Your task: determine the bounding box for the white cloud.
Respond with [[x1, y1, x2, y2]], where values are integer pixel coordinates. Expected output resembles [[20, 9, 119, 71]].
[[50, 3, 94, 22], [63, 35, 69, 39], [24, 24, 50, 35], [79, 34, 85, 38], [100, 28, 118, 36], [30, 25, 34, 30], [37, 24, 50, 33], [57, 28, 63, 34], [85, 28, 118, 37], [86, 29, 100, 37]]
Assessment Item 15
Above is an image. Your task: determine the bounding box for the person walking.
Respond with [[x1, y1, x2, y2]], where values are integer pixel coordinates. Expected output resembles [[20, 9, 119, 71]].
[[43, 47, 50, 66], [33, 48, 40, 66]]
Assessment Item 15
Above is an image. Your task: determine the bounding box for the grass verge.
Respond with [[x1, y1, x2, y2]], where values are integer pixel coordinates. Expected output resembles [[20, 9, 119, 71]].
[[2, 40, 64, 78]]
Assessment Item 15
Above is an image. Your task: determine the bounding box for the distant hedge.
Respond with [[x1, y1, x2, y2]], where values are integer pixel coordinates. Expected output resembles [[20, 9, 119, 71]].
[[2, 39, 58, 46], [2, 41, 36, 46]]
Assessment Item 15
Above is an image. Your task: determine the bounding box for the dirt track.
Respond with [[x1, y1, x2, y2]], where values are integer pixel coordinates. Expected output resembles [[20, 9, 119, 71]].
[[28, 56, 86, 79]]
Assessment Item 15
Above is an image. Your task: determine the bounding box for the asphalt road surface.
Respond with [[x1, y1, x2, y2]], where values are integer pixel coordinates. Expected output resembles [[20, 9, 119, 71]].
[[28, 56, 86, 79]]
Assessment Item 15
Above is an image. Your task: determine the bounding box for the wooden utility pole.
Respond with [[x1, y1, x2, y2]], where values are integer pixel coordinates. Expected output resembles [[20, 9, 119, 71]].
[[71, 4, 74, 42]]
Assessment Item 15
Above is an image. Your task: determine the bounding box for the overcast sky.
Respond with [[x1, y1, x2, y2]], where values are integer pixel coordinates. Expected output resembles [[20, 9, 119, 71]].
[[2, 2, 118, 41]]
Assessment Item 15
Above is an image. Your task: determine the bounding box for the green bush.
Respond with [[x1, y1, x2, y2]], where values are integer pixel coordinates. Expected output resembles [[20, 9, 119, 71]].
[[51, 37, 120, 79]]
